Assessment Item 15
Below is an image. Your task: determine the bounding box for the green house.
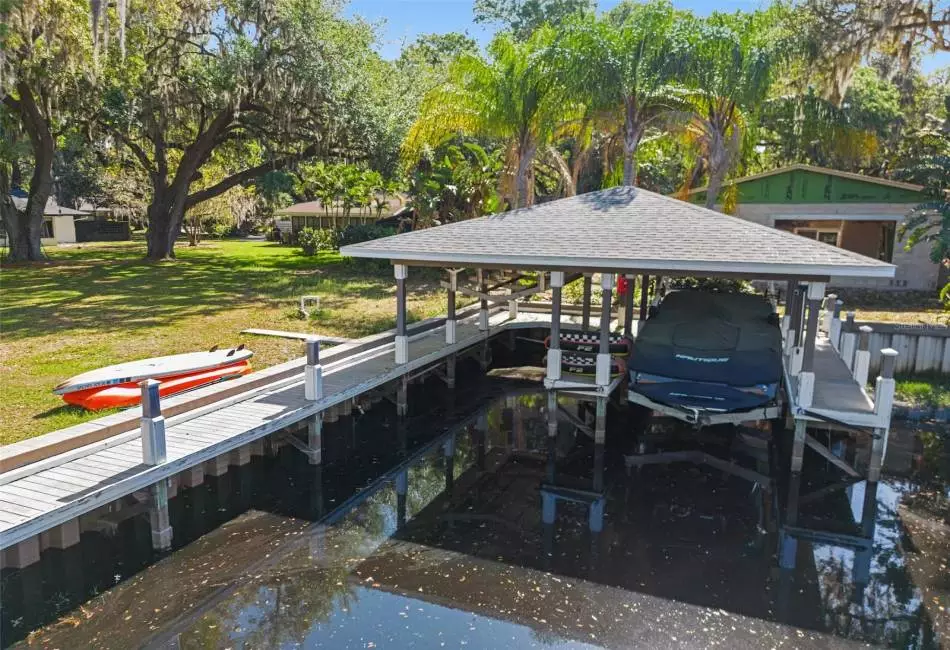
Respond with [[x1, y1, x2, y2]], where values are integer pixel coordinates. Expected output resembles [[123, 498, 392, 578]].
[[689, 164, 936, 291]]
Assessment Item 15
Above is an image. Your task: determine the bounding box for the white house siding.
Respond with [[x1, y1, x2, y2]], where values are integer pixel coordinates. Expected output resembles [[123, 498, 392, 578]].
[[52, 215, 77, 244], [731, 203, 938, 291]]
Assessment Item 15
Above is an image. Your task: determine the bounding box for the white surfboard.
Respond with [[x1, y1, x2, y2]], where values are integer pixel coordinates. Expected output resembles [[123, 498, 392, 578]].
[[54, 348, 253, 395]]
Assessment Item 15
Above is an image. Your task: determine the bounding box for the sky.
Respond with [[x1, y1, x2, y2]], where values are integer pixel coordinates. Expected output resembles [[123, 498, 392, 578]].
[[344, 0, 949, 74]]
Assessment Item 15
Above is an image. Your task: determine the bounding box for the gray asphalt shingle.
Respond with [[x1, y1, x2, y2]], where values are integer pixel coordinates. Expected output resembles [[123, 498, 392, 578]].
[[339, 187, 896, 278]]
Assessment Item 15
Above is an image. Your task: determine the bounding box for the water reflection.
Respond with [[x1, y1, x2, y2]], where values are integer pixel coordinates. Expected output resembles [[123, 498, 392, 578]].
[[5, 381, 950, 649]]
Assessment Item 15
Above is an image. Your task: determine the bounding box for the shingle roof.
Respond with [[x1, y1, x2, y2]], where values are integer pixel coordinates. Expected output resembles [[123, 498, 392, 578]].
[[339, 187, 896, 279], [9, 196, 89, 217]]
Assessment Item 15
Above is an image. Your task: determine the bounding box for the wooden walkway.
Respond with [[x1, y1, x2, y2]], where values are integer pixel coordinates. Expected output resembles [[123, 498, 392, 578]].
[[0, 311, 528, 551], [810, 336, 874, 415]]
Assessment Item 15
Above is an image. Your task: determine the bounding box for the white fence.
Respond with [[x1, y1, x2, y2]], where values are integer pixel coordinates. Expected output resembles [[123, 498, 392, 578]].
[[859, 323, 950, 377]]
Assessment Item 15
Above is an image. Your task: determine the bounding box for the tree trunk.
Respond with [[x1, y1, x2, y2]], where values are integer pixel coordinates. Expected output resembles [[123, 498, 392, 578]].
[[704, 134, 730, 211], [514, 140, 537, 209], [546, 145, 575, 197], [145, 188, 188, 260], [704, 125, 739, 211], [622, 102, 644, 187], [3, 85, 55, 261]]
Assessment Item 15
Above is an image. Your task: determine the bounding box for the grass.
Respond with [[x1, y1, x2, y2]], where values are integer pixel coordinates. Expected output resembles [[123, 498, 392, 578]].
[[894, 375, 950, 410], [0, 239, 451, 445], [834, 289, 946, 325]]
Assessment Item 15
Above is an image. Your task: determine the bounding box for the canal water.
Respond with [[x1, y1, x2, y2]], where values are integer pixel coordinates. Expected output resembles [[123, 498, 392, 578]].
[[2, 360, 949, 648]]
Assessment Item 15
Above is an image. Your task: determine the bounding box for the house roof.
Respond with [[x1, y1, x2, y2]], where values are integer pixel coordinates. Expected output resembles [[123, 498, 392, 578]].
[[10, 196, 89, 217], [687, 164, 925, 195], [277, 194, 406, 218], [339, 187, 896, 280]]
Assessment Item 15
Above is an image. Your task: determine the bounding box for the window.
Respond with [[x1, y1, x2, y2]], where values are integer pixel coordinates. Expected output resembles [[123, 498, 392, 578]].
[[817, 231, 839, 246], [794, 227, 840, 247], [41, 218, 54, 238]]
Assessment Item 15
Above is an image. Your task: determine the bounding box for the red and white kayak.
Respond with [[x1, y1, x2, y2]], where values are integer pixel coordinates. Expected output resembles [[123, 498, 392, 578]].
[[54, 347, 253, 410]]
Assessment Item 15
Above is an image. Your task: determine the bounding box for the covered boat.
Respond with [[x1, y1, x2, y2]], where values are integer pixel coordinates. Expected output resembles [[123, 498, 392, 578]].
[[627, 291, 782, 420], [54, 347, 253, 410]]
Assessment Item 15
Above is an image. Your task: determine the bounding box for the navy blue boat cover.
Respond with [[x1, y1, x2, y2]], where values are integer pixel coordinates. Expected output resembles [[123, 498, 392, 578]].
[[628, 291, 782, 411]]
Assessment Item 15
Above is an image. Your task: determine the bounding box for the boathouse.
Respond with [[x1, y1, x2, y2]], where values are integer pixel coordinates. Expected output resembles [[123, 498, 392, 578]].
[[0, 186, 901, 572], [341, 185, 898, 476]]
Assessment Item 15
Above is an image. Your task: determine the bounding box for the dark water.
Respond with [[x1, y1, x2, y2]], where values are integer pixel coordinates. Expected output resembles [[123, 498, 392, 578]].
[[3, 354, 949, 648]]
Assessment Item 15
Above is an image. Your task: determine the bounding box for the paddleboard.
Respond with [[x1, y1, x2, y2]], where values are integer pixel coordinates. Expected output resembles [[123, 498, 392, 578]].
[[61, 361, 252, 410], [54, 347, 253, 395]]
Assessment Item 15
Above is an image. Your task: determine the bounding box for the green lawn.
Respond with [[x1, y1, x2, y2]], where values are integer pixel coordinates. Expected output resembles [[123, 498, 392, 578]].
[[0, 239, 449, 445], [894, 375, 950, 410]]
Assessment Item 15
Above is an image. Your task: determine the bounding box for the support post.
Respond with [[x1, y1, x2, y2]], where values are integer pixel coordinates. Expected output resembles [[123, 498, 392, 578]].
[[623, 274, 634, 338], [830, 300, 843, 351], [593, 397, 607, 496], [581, 274, 593, 330], [853, 326, 872, 386], [791, 284, 805, 347], [477, 268, 489, 331], [547, 271, 564, 382], [840, 312, 857, 370], [140, 380, 172, 551], [639, 274, 649, 323], [445, 269, 457, 345], [307, 414, 322, 465], [546, 391, 558, 439], [798, 282, 824, 408], [595, 273, 614, 386], [790, 419, 807, 473], [445, 354, 456, 389], [305, 338, 323, 401], [443, 433, 456, 492], [396, 375, 408, 417], [874, 348, 897, 426], [781, 280, 794, 339], [785, 285, 801, 357], [395, 264, 408, 364], [395, 470, 408, 528]]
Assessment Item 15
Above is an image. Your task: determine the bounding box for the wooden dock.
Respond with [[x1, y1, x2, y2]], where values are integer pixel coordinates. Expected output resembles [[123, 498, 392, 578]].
[[0, 292, 893, 568], [0, 310, 519, 557]]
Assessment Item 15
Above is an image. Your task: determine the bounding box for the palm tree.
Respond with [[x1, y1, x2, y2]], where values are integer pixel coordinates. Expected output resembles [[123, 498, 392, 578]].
[[682, 12, 778, 209], [555, 0, 688, 186], [403, 28, 563, 208]]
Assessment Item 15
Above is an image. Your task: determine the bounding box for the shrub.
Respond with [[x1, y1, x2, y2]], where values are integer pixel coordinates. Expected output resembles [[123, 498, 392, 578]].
[[338, 223, 396, 247], [297, 227, 338, 256], [265, 227, 282, 242], [212, 223, 235, 239]]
